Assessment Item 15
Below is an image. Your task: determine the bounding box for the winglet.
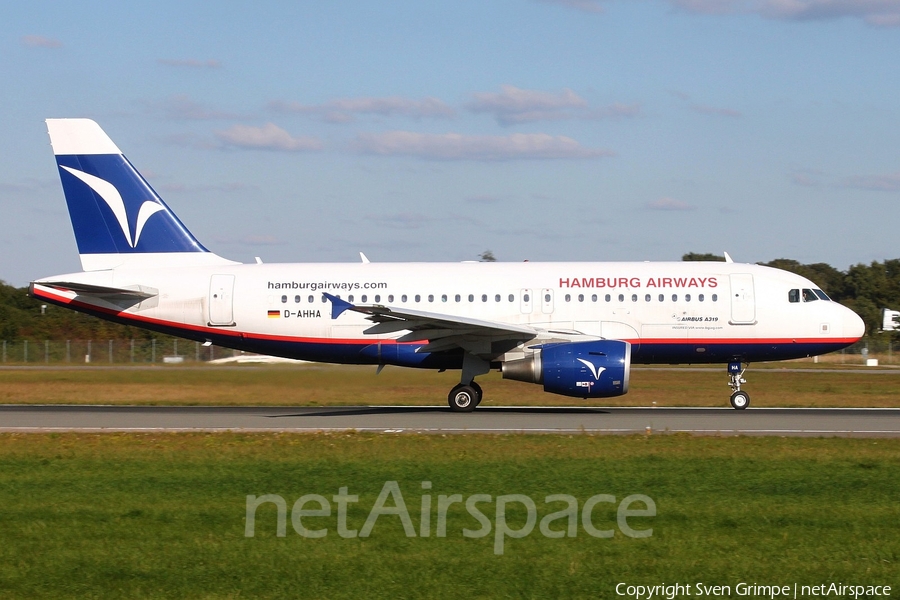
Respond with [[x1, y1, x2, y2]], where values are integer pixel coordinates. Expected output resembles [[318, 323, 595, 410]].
[[324, 293, 354, 319], [723, 251, 734, 263]]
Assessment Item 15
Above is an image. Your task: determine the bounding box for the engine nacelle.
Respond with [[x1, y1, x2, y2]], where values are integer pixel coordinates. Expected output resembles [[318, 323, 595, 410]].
[[502, 340, 631, 398]]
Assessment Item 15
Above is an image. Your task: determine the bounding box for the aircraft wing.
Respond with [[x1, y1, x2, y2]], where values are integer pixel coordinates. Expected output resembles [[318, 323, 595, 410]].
[[323, 292, 538, 357]]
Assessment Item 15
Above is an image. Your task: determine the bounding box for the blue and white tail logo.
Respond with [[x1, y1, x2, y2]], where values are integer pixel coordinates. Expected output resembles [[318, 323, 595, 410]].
[[48, 118, 233, 271], [59, 165, 165, 248], [55, 153, 207, 255]]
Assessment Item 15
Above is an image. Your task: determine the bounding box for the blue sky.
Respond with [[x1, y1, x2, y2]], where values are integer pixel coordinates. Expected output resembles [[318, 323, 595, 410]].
[[2, 0, 899, 286]]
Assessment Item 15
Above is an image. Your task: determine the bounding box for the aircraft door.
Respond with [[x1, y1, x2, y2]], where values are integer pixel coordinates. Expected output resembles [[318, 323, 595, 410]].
[[520, 289, 533, 314], [209, 274, 235, 326], [729, 274, 756, 324], [541, 288, 554, 314]]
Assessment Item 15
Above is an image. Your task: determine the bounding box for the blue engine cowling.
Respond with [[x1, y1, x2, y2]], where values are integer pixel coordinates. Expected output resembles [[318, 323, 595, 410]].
[[501, 340, 631, 398]]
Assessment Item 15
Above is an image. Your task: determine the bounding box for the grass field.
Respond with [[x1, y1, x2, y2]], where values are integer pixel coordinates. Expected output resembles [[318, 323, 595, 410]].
[[0, 433, 897, 598], [0, 363, 898, 408]]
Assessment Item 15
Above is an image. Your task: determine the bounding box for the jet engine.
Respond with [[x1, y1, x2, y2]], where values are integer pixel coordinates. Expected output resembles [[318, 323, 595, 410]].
[[501, 340, 631, 398]]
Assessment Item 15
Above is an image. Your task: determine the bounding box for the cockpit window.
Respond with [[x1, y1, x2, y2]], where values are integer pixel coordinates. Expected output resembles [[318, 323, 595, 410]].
[[802, 289, 818, 302], [788, 289, 800, 303], [814, 289, 830, 301]]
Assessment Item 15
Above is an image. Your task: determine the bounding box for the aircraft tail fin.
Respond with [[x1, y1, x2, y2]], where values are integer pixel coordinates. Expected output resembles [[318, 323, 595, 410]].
[[46, 118, 235, 271]]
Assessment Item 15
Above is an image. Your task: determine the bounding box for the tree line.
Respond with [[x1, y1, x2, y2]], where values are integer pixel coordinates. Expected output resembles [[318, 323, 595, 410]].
[[2, 254, 898, 342]]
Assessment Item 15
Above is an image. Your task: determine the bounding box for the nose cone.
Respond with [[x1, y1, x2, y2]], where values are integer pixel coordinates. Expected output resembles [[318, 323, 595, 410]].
[[843, 305, 866, 341]]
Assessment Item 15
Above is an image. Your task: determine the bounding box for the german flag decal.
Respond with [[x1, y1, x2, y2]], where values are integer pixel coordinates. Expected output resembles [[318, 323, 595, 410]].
[[267, 310, 280, 318]]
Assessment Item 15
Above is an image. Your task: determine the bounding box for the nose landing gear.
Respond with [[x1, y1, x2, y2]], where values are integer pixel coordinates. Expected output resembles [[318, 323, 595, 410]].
[[727, 361, 750, 409]]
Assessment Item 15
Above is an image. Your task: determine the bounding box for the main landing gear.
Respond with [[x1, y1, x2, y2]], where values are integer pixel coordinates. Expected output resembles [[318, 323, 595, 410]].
[[727, 361, 750, 410], [448, 353, 490, 412], [448, 381, 483, 412]]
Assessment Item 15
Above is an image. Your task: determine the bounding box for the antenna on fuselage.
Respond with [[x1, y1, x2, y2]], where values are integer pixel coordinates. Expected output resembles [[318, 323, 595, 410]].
[[723, 251, 734, 263]]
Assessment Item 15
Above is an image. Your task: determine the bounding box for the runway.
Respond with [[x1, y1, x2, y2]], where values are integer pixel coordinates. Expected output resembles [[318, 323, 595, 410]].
[[2, 405, 900, 437]]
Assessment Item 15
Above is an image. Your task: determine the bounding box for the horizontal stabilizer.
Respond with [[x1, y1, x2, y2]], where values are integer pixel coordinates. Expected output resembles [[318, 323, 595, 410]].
[[33, 281, 158, 299]]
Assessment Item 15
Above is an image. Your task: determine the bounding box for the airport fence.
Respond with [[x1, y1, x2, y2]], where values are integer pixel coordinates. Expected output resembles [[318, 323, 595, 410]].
[[0, 339, 240, 365]]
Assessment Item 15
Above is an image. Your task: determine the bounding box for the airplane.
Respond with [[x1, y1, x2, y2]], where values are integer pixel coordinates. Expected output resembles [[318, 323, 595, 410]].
[[29, 119, 866, 411]]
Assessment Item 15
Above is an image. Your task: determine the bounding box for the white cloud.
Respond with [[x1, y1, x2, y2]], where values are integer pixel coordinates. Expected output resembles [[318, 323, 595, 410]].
[[467, 85, 638, 125], [647, 197, 696, 210], [538, 0, 608, 13], [151, 95, 239, 120], [22, 35, 62, 48], [789, 168, 825, 187], [353, 131, 614, 160], [216, 123, 323, 152], [214, 235, 286, 246], [668, 0, 900, 27], [690, 104, 742, 117], [157, 58, 221, 68], [839, 172, 900, 191], [465, 195, 507, 205], [367, 213, 441, 229], [159, 182, 256, 193], [269, 96, 455, 122]]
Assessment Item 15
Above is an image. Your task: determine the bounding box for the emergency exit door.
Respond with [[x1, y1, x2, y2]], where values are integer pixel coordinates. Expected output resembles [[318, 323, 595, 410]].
[[209, 274, 235, 326], [729, 274, 756, 324]]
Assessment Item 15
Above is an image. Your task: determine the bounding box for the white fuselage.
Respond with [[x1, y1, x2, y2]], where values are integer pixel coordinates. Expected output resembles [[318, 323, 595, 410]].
[[33, 259, 865, 367]]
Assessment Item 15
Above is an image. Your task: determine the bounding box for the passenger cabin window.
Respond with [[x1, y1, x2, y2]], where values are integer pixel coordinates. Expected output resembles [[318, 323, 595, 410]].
[[495, 294, 501, 302], [361, 295, 367, 303], [402, 294, 408, 303], [789, 289, 800, 303], [308, 295, 314, 303], [565, 294, 571, 302], [281, 295, 287, 303], [455, 294, 461, 302], [469, 294, 474, 302], [509, 294, 515, 302]]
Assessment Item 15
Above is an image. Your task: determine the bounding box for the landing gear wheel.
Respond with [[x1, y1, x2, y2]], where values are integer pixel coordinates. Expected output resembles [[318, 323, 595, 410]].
[[448, 384, 478, 412], [730, 390, 750, 410], [470, 382, 483, 407]]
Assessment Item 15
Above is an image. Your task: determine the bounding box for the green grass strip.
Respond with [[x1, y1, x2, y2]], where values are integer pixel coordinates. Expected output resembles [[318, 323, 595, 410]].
[[0, 433, 897, 598]]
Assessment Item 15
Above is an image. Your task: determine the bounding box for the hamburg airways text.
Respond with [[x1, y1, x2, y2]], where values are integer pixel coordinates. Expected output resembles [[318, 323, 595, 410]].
[[268, 281, 388, 291], [560, 277, 718, 289]]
